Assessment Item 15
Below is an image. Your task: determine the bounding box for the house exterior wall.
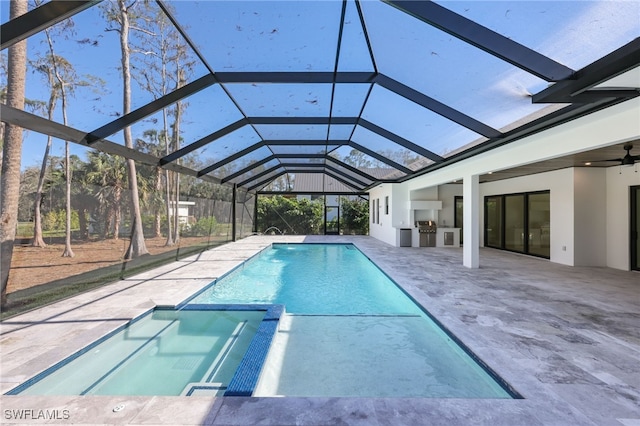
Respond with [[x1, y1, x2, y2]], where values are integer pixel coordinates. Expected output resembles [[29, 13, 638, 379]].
[[479, 168, 575, 266], [367, 99, 640, 270], [438, 184, 463, 228], [573, 168, 607, 267], [368, 184, 396, 246]]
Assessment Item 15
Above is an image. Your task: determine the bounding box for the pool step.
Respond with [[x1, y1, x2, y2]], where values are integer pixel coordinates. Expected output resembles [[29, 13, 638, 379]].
[[180, 382, 226, 396], [179, 321, 248, 396]]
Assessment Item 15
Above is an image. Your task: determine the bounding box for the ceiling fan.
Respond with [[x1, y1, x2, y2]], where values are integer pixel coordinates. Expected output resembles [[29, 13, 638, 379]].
[[592, 143, 640, 166]]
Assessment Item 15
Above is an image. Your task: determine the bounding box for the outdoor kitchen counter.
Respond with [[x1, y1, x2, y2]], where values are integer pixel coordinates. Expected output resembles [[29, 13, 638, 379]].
[[436, 227, 461, 247]]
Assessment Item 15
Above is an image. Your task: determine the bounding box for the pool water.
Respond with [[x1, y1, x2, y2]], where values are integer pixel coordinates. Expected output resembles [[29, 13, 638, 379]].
[[190, 244, 515, 398], [192, 243, 422, 315], [14, 309, 265, 396]]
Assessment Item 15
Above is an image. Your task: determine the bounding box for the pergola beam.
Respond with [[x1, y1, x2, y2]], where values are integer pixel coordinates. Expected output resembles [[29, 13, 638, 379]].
[[241, 166, 286, 189], [323, 165, 370, 188], [85, 74, 218, 144], [374, 75, 502, 139], [358, 119, 444, 163], [248, 117, 358, 125], [219, 156, 280, 182], [325, 156, 378, 181], [532, 39, 640, 103], [323, 170, 366, 191], [214, 71, 376, 84], [0, 104, 221, 184], [161, 118, 248, 166], [384, 0, 575, 82], [247, 170, 288, 192], [348, 141, 413, 174], [1, 0, 100, 50]]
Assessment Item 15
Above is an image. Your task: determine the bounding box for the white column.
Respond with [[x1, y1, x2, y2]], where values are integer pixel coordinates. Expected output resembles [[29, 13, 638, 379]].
[[463, 174, 480, 268]]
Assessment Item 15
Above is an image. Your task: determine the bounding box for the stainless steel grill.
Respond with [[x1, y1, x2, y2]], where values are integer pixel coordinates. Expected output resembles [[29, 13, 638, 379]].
[[416, 220, 437, 247]]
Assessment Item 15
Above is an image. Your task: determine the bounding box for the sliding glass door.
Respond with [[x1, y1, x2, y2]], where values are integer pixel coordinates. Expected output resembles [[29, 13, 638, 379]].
[[485, 196, 503, 248], [504, 195, 525, 252], [632, 186, 640, 271], [528, 192, 551, 257], [484, 191, 550, 258]]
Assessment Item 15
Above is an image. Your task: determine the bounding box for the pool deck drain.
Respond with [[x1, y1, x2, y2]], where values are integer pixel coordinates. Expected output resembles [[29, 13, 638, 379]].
[[1, 235, 639, 425]]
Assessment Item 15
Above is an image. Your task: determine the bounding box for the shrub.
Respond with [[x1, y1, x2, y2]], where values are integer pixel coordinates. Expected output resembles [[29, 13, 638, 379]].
[[186, 216, 218, 237]]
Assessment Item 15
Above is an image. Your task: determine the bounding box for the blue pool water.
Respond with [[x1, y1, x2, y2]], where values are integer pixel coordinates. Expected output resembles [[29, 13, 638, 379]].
[[11, 308, 268, 396], [190, 243, 516, 398], [191, 243, 422, 315]]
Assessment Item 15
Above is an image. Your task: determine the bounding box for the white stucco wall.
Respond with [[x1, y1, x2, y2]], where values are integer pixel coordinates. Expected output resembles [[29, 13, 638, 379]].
[[368, 184, 396, 246], [392, 183, 410, 228], [573, 168, 608, 266], [438, 184, 463, 228]]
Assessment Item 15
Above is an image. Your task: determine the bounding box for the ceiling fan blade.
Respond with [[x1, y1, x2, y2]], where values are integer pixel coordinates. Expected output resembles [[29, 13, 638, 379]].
[[591, 158, 623, 162]]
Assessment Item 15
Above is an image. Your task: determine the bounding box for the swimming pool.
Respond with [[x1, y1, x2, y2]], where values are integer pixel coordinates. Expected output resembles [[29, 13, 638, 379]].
[[8, 306, 282, 397], [189, 243, 517, 398]]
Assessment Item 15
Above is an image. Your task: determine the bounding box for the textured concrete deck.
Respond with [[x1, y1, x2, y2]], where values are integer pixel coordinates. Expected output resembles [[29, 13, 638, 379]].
[[1, 235, 639, 425]]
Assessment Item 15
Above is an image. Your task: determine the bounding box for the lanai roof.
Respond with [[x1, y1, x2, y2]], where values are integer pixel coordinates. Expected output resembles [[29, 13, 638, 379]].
[[2, 0, 639, 194]]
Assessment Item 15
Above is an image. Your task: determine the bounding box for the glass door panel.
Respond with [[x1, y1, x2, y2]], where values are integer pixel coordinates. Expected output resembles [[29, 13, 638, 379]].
[[455, 196, 463, 245], [528, 192, 551, 257], [632, 186, 640, 271], [325, 206, 339, 235], [485, 196, 502, 248], [504, 195, 525, 252]]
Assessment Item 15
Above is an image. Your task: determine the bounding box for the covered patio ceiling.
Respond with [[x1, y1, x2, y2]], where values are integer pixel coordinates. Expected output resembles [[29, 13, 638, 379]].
[[2, 0, 639, 194]]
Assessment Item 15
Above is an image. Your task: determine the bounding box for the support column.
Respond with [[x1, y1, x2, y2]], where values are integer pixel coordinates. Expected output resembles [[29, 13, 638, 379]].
[[253, 193, 259, 234], [463, 174, 480, 268], [232, 184, 237, 242]]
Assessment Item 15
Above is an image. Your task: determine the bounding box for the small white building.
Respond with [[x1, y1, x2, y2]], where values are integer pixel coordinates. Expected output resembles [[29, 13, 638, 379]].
[[169, 201, 196, 226]]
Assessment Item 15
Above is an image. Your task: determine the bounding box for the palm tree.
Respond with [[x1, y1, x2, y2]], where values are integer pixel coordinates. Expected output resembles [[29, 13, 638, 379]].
[[135, 129, 168, 239], [1, 0, 28, 307], [86, 151, 127, 239]]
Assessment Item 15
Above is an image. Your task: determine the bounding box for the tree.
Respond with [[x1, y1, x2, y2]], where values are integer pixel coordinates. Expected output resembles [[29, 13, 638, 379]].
[[341, 197, 370, 235], [1, 0, 28, 307], [85, 151, 127, 239], [135, 129, 166, 238], [132, 4, 176, 245], [30, 54, 59, 248], [104, 0, 149, 259], [341, 149, 374, 168], [257, 195, 323, 235]]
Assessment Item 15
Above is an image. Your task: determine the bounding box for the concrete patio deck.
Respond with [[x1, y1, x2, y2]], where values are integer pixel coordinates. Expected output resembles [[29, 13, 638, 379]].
[[1, 235, 639, 425]]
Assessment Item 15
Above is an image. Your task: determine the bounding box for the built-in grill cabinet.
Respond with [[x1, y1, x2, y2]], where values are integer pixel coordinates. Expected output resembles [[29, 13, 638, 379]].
[[416, 220, 437, 247]]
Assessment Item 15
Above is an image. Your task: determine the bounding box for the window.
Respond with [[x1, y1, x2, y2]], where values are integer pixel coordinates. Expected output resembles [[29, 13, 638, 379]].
[[385, 196, 389, 215], [484, 191, 550, 258], [371, 199, 375, 224]]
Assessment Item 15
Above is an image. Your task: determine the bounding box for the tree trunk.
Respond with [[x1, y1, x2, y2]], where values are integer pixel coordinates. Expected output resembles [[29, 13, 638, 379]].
[[32, 134, 53, 248], [0, 0, 28, 307], [171, 95, 183, 244], [62, 141, 74, 257], [113, 187, 121, 240], [33, 133, 54, 247], [78, 207, 88, 240], [33, 21, 62, 248], [154, 166, 162, 238], [164, 168, 173, 246], [117, 0, 148, 259], [43, 15, 74, 257]]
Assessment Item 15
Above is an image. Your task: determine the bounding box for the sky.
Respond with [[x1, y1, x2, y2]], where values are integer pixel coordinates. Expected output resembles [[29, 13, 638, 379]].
[[1, 0, 639, 173]]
